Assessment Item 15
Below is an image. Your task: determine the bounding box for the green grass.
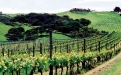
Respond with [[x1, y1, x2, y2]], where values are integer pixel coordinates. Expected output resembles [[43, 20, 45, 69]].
[[0, 22, 32, 41], [52, 33, 71, 39], [0, 22, 12, 41], [98, 57, 121, 75], [58, 11, 121, 32], [36, 32, 71, 41], [3, 14, 24, 17]]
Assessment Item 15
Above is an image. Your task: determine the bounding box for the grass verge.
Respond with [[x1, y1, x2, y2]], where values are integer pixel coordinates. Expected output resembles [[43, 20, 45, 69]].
[[98, 54, 121, 75]]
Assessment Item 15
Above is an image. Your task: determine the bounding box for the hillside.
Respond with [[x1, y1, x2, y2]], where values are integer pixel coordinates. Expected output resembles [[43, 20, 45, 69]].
[[0, 22, 12, 41], [0, 23, 71, 41], [58, 11, 121, 32], [1, 11, 121, 41], [0, 22, 32, 41]]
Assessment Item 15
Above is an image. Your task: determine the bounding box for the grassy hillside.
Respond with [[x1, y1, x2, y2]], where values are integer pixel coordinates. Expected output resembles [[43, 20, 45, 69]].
[[0, 22, 32, 41], [58, 11, 121, 32], [1, 11, 121, 41], [0, 22, 12, 41], [0, 23, 71, 41]]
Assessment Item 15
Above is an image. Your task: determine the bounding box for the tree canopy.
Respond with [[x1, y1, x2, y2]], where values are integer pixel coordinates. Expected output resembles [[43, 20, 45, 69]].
[[5, 27, 25, 41], [5, 12, 105, 41], [11, 13, 91, 33], [114, 6, 121, 12]]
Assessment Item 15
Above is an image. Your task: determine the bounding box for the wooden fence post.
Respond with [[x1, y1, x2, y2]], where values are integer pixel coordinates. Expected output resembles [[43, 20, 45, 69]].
[[49, 29, 53, 75], [40, 43, 42, 55], [2, 48, 4, 56], [83, 39, 86, 53], [98, 41, 100, 52], [66, 44, 69, 53]]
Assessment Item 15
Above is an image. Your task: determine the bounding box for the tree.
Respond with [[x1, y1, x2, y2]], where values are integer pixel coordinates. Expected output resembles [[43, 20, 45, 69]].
[[5, 27, 25, 41], [114, 6, 121, 12], [80, 18, 91, 26]]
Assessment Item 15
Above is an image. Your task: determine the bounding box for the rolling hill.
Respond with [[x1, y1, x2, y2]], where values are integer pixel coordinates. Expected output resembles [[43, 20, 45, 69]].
[[1, 10, 121, 41], [58, 11, 121, 32]]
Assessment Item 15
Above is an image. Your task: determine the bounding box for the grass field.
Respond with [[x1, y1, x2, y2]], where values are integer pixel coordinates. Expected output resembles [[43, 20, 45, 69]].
[[36, 32, 71, 40], [58, 11, 121, 32]]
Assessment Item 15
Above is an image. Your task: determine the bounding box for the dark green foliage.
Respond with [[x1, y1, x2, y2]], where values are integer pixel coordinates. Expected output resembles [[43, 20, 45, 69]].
[[70, 8, 90, 12], [114, 6, 121, 12], [11, 13, 84, 34], [11, 13, 59, 26], [5, 27, 25, 41], [80, 18, 91, 26], [0, 15, 16, 26], [5, 12, 105, 40], [11, 13, 85, 30], [24, 28, 39, 40]]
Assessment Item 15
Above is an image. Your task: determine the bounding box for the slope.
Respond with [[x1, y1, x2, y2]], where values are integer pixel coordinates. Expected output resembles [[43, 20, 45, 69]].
[[58, 11, 121, 32], [0, 22, 32, 41], [0, 22, 12, 41]]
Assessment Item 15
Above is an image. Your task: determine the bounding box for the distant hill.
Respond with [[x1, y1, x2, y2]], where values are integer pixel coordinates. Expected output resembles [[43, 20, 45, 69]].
[[58, 11, 121, 32], [1, 9, 121, 41]]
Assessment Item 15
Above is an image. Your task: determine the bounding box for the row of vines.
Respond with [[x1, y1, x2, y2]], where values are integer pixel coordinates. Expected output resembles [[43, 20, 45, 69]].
[[0, 33, 121, 75]]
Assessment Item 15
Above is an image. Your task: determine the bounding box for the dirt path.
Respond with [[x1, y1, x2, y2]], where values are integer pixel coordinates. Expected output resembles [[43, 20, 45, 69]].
[[84, 41, 121, 75]]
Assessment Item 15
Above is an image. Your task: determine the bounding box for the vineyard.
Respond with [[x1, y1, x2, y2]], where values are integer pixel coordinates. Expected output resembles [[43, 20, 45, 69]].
[[0, 9, 121, 75], [0, 32, 121, 75]]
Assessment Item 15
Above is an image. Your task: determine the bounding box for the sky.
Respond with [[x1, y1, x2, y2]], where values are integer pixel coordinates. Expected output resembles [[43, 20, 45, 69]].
[[0, 0, 121, 14]]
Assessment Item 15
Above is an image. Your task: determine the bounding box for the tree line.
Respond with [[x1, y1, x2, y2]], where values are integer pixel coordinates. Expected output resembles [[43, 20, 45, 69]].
[[4, 13, 107, 41]]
